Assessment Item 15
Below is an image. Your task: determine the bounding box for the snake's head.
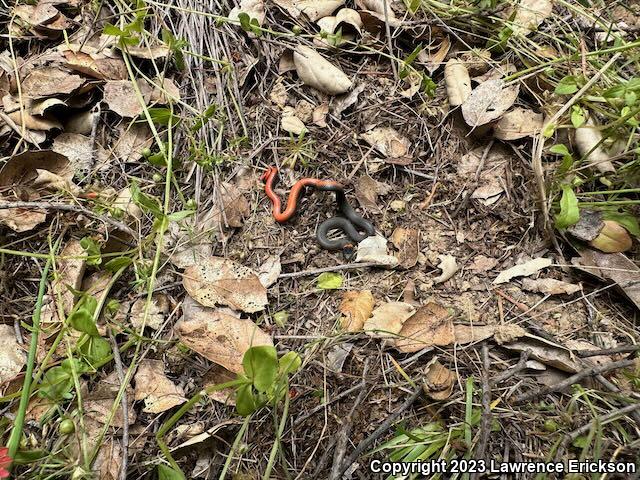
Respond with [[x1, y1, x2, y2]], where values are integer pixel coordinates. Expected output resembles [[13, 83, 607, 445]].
[[260, 166, 276, 183]]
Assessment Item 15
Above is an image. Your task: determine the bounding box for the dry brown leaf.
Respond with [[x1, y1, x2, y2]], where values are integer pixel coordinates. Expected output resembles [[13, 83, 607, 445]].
[[281, 106, 308, 135], [355, 174, 391, 213], [0, 150, 71, 231], [103, 80, 143, 118], [297, 0, 344, 20], [444, 58, 472, 107], [84, 372, 136, 428], [395, 302, 454, 353], [391, 227, 419, 269], [22, 67, 85, 98], [521, 278, 581, 295], [354, 235, 399, 267], [65, 110, 97, 135], [331, 83, 365, 118], [52, 133, 109, 173], [503, 338, 609, 373], [493, 257, 552, 284], [360, 126, 410, 160], [30, 97, 65, 116], [421, 36, 451, 74], [122, 45, 170, 60], [41, 239, 86, 327], [202, 364, 237, 405], [293, 45, 352, 95], [462, 79, 520, 127], [574, 119, 616, 174], [356, 0, 401, 29], [422, 358, 455, 400], [93, 438, 122, 480], [134, 359, 186, 413], [493, 107, 543, 140], [3, 94, 63, 131], [433, 254, 458, 284], [216, 181, 250, 228], [229, 0, 266, 25], [269, 77, 288, 109], [62, 49, 128, 80], [112, 123, 153, 163], [469, 255, 499, 272], [511, 0, 553, 35], [257, 255, 281, 288], [453, 324, 498, 344], [175, 300, 273, 373], [130, 294, 170, 330], [0, 324, 26, 389], [183, 256, 268, 313], [573, 249, 640, 310], [339, 290, 374, 332], [364, 301, 416, 338]]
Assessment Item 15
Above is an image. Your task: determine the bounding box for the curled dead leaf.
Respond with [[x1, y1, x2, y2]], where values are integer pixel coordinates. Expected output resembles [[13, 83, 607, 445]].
[[422, 358, 455, 400], [293, 45, 352, 95], [433, 254, 458, 284], [354, 235, 399, 267], [493, 257, 552, 284], [589, 220, 632, 253], [574, 118, 616, 174], [22, 67, 85, 98], [183, 256, 268, 313], [339, 290, 374, 332], [444, 59, 471, 107]]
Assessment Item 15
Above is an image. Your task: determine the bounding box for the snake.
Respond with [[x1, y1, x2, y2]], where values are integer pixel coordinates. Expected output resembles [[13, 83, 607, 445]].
[[261, 166, 375, 254]]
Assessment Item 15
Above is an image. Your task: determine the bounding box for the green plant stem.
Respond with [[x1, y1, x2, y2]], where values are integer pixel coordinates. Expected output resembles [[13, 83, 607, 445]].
[[155, 380, 245, 475], [263, 392, 290, 480], [220, 415, 251, 480], [6, 253, 54, 462]]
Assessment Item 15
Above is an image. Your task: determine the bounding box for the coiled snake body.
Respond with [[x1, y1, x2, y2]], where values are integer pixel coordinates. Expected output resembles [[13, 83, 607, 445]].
[[261, 166, 375, 254]]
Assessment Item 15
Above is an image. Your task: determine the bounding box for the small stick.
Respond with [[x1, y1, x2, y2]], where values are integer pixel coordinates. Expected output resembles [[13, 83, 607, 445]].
[[109, 332, 129, 480], [335, 386, 423, 478], [490, 350, 530, 387], [575, 345, 640, 357], [279, 262, 383, 279], [0, 200, 138, 238], [513, 359, 636, 404], [473, 343, 492, 479]]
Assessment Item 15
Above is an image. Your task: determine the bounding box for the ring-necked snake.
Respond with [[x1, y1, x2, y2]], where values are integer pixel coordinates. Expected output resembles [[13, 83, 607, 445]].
[[261, 166, 375, 255]]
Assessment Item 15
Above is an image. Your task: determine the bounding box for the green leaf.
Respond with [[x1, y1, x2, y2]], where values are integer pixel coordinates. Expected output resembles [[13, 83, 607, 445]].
[[601, 211, 640, 237], [104, 256, 133, 272], [236, 384, 258, 416], [542, 122, 556, 138], [148, 107, 180, 125], [555, 75, 579, 95], [103, 24, 127, 37], [572, 435, 589, 449], [317, 272, 343, 290], [166, 210, 195, 222], [39, 367, 73, 400], [130, 182, 163, 218], [278, 351, 302, 376], [79, 337, 112, 365], [243, 345, 278, 393], [157, 464, 186, 480], [549, 144, 570, 156], [555, 185, 580, 229], [238, 12, 251, 31], [570, 105, 586, 128], [68, 308, 99, 336], [273, 310, 289, 328], [80, 237, 101, 266]]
